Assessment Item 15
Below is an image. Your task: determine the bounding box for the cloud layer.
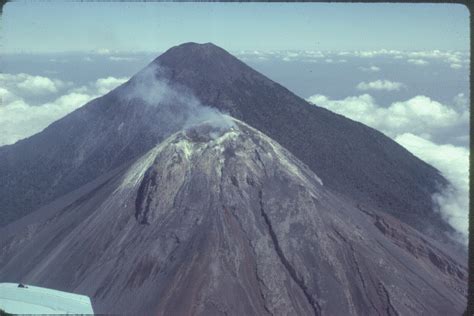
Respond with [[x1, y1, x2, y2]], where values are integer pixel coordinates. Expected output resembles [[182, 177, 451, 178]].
[[0, 73, 128, 146], [395, 133, 469, 244], [233, 49, 469, 69], [407, 58, 428, 66], [0, 73, 70, 97], [307, 94, 468, 142], [0, 65, 234, 148], [307, 93, 469, 244]]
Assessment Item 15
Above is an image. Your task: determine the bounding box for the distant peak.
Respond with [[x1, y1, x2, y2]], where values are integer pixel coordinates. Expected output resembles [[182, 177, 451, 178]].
[[155, 42, 234, 64], [177, 42, 218, 48], [173, 42, 220, 50]]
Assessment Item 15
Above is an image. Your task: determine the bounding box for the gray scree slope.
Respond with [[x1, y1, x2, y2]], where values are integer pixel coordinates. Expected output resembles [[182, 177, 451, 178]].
[[0, 120, 466, 315], [0, 42, 450, 241]]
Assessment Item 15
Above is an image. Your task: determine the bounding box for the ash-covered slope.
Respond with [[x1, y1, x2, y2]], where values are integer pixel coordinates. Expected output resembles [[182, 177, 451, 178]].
[[153, 43, 451, 238], [0, 120, 466, 315], [0, 42, 449, 243]]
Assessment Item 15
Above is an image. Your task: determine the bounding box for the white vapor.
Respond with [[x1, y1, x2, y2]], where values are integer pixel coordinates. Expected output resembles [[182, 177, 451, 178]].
[[120, 63, 235, 132], [306, 94, 468, 141]]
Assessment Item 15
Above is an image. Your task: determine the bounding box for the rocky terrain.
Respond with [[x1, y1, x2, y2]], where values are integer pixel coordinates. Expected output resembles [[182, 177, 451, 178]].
[[0, 120, 467, 315]]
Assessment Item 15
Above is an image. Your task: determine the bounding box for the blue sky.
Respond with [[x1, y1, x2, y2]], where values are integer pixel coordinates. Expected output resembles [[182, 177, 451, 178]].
[[1, 2, 469, 53]]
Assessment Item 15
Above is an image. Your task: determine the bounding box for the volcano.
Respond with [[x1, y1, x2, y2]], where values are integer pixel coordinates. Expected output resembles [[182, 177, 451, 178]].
[[0, 43, 451, 243], [0, 119, 467, 314], [0, 42, 467, 315]]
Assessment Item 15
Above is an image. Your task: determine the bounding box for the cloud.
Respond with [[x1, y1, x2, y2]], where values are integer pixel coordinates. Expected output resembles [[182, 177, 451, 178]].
[[235, 49, 469, 69], [235, 49, 468, 68], [328, 49, 469, 70], [0, 73, 68, 96], [342, 49, 402, 58], [234, 50, 327, 63], [95, 48, 111, 55], [395, 133, 469, 245], [109, 56, 138, 62], [407, 58, 429, 65], [305, 51, 325, 58], [307, 94, 468, 142], [49, 58, 69, 64], [323, 58, 347, 64], [0, 92, 92, 146], [307, 93, 469, 243], [285, 52, 300, 58], [0, 87, 19, 104], [359, 65, 380, 72], [17, 76, 59, 94], [358, 51, 379, 58], [356, 80, 404, 91], [444, 53, 464, 65], [453, 92, 469, 110], [450, 63, 462, 69], [0, 73, 130, 146], [281, 51, 302, 62], [349, 49, 467, 66], [95, 77, 128, 95]]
